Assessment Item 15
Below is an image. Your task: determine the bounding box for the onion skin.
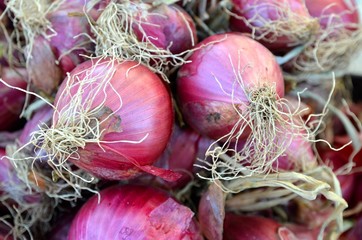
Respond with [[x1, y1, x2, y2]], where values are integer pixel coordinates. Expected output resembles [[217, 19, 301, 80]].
[[230, 0, 317, 53], [54, 58, 174, 180], [68, 185, 203, 240], [177, 33, 284, 140], [0, 67, 27, 131], [133, 3, 197, 54]]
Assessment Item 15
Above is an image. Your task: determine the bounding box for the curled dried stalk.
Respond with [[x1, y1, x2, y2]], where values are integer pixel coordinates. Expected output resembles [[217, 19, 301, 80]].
[[90, 0, 191, 82]]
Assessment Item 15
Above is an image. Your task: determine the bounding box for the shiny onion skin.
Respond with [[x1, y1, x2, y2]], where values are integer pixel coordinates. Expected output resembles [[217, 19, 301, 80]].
[[177, 33, 284, 140], [132, 3, 197, 54], [52, 58, 174, 181], [0, 67, 27, 131], [68, 185, 203, 240], [230, 0, 318, 53]]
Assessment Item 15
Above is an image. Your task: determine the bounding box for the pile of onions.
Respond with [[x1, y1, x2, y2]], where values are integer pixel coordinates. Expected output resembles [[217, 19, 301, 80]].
[[30, 57, 176, 182], [288, 0, 362, 72], [0, 67, 27, 131], [68, 185, 202, 239], [92, 0, 197, 81], [230, 0, 319, 53]]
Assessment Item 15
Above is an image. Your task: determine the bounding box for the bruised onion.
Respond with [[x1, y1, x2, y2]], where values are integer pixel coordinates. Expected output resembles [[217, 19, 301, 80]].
[[0, 67, 27, 131], [177, 33, 309, 178], [230, 0, 318, 53], [68, 185, 203, 240], [28, 58, 176, 182]]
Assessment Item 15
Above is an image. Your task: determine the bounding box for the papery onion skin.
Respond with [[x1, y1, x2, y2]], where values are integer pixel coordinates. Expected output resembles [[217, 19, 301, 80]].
[[68, 185, 203, 240], [177, 33, 284, 140], [230, 0, 317, 53], [133, 3, 197, 54], [53, 58, 173, 180], [0, 67, 27, 131]]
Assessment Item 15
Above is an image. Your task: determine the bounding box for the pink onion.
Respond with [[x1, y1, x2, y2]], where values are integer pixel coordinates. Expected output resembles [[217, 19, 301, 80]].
[[41, 58, 176, 181], [132, 3, 197, 54], [340, 215, 362, 240], [230, 0, 318, 53], [68, 185, 203, 240], [0, 67, 27, 131]]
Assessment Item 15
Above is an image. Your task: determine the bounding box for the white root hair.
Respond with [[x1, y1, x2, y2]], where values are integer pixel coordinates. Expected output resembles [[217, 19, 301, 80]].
[[89, 0, 191, 82]]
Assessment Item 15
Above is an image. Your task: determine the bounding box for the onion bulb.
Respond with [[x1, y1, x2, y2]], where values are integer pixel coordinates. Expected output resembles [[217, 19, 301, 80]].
[[68, 185, 203, 240], [177, 33, 307, 180], [27, 57, 176, 184]]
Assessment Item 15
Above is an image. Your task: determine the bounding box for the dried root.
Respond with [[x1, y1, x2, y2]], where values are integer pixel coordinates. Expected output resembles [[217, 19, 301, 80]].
[[227, 0, 319, 48], [90, 0, 190, 82]]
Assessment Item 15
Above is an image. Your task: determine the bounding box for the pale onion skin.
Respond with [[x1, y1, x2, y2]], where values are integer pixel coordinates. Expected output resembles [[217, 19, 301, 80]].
[[177, 33, 284, 140], [54, 58, 173, 180], [133, 4, 197, 54], [230, 0, 316, 52], [68, 185, 203, 240]]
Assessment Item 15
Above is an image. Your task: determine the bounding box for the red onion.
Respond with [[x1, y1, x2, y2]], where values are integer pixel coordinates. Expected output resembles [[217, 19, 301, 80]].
[[0, 67, 27, 131], [92, 1, 196, 81], [33, 58, 176, 182], [177, 33, 307, 178], [289, 0, 362, 72], [68, 185, 203, 240], [132, 3, 197, 54], [230, 0, 319, 53]]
